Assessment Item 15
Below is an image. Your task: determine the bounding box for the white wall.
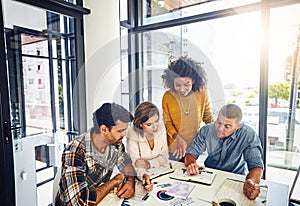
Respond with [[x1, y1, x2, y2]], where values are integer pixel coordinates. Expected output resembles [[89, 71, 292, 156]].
[[83, 0, 122, 127]]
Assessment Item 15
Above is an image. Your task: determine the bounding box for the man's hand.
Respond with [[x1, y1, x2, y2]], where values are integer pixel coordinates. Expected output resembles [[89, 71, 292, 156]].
[[173, 135, 187, 159], [243, 179, 261, 200], [111, 173, 125, 186], [186, 162, 205, 175], [243, 167, 263, 200], [116, 175, 135, 199]]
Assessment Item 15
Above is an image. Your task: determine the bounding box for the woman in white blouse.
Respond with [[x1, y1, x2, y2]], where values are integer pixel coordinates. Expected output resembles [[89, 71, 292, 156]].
[[126, 102, 169, 189]]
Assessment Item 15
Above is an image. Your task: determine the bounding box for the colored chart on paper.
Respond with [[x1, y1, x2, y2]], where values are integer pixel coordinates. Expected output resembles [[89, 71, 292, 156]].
[[156, 190, 175, 201]]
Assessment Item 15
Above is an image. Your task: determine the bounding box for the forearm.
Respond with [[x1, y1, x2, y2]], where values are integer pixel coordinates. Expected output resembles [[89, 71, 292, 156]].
[[246, 167, 263, 184], [162, 104, 178, 138], [122, 164, 136, 177], [95, 178, 118, 203], [165, 122, 177, 140], [243, 167, 263, 200], [184, 153, 196, 167], [122, 164, 136, 188]]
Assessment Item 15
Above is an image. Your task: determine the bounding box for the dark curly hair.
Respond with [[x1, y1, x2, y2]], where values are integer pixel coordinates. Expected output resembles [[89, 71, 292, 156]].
[[161, 56, 207, 93]]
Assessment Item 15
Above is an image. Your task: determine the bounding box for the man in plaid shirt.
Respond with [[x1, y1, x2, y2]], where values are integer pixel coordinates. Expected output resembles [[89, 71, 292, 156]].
[[55, 103, 136, 205]]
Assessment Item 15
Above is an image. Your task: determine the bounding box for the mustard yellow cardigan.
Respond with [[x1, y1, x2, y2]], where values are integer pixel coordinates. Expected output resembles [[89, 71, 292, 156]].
[[162, 89, 214, 153]]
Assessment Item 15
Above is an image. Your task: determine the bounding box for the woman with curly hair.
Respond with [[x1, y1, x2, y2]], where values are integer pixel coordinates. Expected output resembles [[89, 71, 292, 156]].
[[161, 56, 214, 162]]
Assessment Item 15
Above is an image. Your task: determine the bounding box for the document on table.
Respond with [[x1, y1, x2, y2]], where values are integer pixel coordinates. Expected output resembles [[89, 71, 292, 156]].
[[98, 180, 149, 206], [213, 178, 268, 206], [147, 164, 175, 180], [169, 168, 216, 185], [165, 181, 195, 199], [97, 190, 124, 206], [150, 182, 206, 206]]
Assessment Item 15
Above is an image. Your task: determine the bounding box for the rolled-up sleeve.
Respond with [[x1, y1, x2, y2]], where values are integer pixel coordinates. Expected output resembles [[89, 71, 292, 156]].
[[186, 128, 207, 159], [243, 129, 264, 171]]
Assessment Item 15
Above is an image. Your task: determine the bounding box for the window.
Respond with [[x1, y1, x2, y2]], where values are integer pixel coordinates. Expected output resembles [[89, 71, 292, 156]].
[[123, 0, 300, 201]]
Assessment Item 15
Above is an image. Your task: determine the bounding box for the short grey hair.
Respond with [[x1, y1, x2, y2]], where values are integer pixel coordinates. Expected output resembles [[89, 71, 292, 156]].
[[219, 104, 243, 123]]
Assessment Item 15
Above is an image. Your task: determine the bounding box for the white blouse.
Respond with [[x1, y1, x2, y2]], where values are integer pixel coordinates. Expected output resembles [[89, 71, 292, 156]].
[[126, 122, 169, 178]]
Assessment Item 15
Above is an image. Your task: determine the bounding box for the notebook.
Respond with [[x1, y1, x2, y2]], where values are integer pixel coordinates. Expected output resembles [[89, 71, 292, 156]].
[[169, 168, 216, 185], [146, 163, 175, 180], [213, 178, 268, 206]]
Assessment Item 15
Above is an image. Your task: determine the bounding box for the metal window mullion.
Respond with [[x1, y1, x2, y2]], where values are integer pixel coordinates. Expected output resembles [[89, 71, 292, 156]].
[[47, 34, 57, 133], [69, 17, 87, 135], [129, 0, 300, 34], [259, 0, 270, 179], [63, 16, 74, 141], [0, 1, 16, 204], [14, 0, 90, 18], [13, 29, 27, 137]]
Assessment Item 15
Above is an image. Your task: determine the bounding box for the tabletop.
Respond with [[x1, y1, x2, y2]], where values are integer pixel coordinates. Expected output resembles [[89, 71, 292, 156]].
[[98, 161, 289, 206]]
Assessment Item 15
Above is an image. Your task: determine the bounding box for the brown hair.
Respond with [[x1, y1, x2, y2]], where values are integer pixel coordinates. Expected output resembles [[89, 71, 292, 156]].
[[133, 102, 159, 135]]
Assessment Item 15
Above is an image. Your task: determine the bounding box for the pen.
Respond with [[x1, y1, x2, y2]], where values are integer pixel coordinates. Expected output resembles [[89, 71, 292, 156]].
[[227, 178, 268, 189], [142, 192, 149, 200], [181, 168, 213, 174], [199, 170, 213, 174], [122, 177, 127, 187], [143, 180, 158, 187]]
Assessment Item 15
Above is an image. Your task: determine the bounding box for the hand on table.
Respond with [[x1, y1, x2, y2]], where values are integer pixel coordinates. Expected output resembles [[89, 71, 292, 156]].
[[112, 174, 135, 199], [186, 163, 205, 175], [243, 179, 261, 200], [142, 174, 153, 191]]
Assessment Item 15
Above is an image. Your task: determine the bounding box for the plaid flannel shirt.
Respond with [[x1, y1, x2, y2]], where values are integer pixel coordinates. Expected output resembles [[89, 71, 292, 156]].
[[55, 130, 132, 206]]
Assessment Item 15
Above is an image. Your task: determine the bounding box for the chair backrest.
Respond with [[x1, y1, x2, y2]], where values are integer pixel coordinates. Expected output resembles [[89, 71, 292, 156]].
[[53, 167, 61, 204]]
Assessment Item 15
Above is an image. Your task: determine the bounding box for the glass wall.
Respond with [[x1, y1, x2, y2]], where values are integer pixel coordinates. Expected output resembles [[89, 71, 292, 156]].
[[266, 3, 300, 200], [122, 0, 300, 202], [142, 0, 260, 25]]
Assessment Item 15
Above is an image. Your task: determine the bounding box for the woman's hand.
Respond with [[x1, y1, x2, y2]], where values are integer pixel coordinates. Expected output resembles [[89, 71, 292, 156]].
[[142, 174, 153, 191], [135, 158, 151, 169], [173, 135, 187, 159]]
